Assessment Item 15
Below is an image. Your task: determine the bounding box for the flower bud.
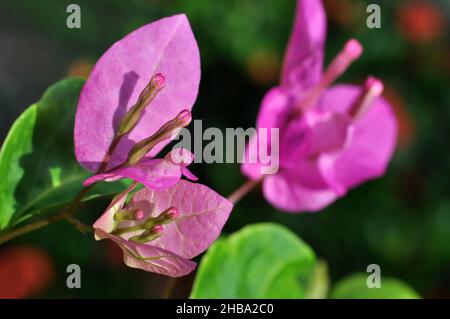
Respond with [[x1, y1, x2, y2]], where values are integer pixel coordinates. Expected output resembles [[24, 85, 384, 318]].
[[114, 209, 144, 222], [117, 73, 166, 137], [156, 207, 180, 225], [130, 225, 164, 243], [125, 109, 192, 165]]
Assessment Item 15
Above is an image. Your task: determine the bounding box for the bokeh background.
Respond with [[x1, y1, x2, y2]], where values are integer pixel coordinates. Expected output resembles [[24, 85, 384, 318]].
[[0, 0, 449, 298]]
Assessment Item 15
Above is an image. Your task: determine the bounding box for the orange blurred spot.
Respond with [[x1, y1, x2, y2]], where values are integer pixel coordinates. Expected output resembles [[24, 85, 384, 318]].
[[383, 85, 415, 148], [246, 50, 280, 86], [67, 59, 93, 78], [0, 246, 54, 298], [397, 2, 446, 44]]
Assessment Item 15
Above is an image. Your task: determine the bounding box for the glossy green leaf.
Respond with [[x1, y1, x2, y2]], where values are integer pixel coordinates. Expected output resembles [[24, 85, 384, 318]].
[[190, 223, 316, 298], [331, 273, 420, 299], [0, 78, 126, 230]]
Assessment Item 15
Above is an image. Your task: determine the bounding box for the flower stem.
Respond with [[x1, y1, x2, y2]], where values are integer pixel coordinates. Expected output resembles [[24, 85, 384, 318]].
[[0, 129, 122, 245], [228, 179, 262, 204], [0, 184, 95, 245], [63, 213, 94, 234], [0, 213, 66, 245]]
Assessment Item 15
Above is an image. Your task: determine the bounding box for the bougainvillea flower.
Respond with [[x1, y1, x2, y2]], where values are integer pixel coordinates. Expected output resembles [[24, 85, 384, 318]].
[[242, 0, 397, 212], [74, 14, 200, 173], [93, 180, 233, 277]]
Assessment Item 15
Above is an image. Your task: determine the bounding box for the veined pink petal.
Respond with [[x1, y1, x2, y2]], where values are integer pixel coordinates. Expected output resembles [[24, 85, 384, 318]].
[[317, 84, 398, 189], [263, 171, 338, 213], [95, 229, 196, 277], [281, 0, 326, 90], [75, 14, 201, 172], [128, 180, 233, 259]]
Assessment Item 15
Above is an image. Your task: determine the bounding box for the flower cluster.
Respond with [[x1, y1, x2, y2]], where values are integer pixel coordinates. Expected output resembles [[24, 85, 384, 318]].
[[73, 0, 398, 276], [74, 15, 232, 276]]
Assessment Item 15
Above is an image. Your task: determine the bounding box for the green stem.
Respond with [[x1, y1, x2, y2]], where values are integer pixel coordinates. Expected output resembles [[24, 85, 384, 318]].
[[0, 213, 67, 245], [0, 184, 95, 245], [228, 178, 262, 204], [0, 128, 125, 246], [63, 212, 94, 234]]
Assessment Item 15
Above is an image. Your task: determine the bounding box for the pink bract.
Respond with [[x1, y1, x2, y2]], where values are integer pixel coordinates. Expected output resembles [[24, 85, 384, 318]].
[[93, 180, 233, 276], [74, 14, 200, 172]]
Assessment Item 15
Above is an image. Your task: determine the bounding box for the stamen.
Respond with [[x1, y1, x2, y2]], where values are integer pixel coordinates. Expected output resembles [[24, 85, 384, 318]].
[[114, 209, 144, 222], [348, 76, 384, 120], [130, 225, 164, 243], [125, 110, 192, 165], [296, 39, 363, 113], [117, 73, 166, 137], [111, 207, 179, 237], [112, 224, 143, 236], [322, 39, 363, 88], [155, 207, 179, 225]]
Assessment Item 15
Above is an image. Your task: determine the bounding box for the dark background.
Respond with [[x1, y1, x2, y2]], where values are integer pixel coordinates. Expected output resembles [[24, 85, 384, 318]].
[[0, 0, 449, 298]]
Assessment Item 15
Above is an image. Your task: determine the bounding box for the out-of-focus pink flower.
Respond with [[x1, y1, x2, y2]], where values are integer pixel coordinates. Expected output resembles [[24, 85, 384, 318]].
[[242, 0, 397, 213], [93, 181, 233, 277], [0, 246, 54, 298]]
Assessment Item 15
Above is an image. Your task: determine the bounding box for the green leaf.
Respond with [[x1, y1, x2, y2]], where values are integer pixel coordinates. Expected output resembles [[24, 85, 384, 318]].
[[305, 260, 329, 299], [0, 78, 126, 230], [330, 273, 420, 299], [190, 223, 316, 298]]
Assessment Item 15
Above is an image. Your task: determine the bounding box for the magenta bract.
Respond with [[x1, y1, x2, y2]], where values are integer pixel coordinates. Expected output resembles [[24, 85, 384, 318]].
[[94, 180, 233, 277]]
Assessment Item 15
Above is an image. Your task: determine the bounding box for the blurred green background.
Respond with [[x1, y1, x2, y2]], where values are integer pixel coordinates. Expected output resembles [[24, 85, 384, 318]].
[[0, 0, 449, 298]]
